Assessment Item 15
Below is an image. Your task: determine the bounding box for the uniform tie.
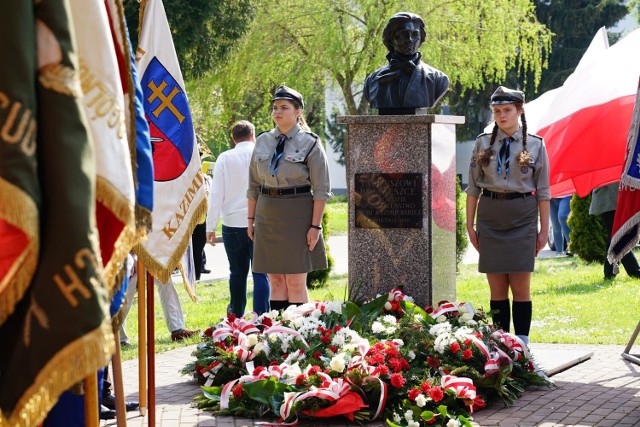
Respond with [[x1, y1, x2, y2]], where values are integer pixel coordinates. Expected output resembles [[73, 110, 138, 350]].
[[270, 134, 286, 176], [497, 137, 512, 175]]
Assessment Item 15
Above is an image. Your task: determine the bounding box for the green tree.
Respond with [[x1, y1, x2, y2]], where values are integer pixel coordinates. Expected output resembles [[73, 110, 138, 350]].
[[200, 0, 551, 153], [123, 0, 255, 80], [450, 0, 628, 141]]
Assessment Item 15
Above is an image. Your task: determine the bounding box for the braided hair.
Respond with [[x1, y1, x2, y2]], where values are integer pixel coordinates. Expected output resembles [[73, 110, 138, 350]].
[[477, 103, 531, 167]]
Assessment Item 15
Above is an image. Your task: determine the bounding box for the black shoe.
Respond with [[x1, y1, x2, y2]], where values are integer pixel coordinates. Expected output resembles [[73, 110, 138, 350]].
[[171, 328, 200, 341], [604, 274, 616, 280], [100, 405, 116, 420], [103, 393, 140, 411], [201, 267, 211, 274]]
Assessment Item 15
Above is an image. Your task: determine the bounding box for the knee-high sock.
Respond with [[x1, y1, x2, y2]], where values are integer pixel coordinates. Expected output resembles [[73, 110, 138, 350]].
[[270, 300, 288, 311], [490, 299, 511, 332], [512, 300, 532, 338]]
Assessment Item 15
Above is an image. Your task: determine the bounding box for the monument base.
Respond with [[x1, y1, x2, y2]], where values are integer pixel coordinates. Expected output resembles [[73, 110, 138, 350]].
[[338, 114, 464, 308]]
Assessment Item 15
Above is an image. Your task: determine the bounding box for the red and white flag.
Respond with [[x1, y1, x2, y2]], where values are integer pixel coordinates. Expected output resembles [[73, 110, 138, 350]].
[[536, 27, 640, 197], [69, 0, 137, 291], [609, 77, 640, 264], [135, 0, 207, 283]]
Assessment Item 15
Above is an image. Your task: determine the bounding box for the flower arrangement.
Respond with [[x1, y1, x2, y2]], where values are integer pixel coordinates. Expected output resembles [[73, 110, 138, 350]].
[[183, 288, 554, 426]]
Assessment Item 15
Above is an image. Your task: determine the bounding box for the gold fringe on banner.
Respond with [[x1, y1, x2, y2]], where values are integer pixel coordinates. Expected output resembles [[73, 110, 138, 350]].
[[134, 197, 208, 286], [0, 178, 39, 326], [96, 176, 137, 293], [0, 320, 115, 427], [177, 261, 198, 302]]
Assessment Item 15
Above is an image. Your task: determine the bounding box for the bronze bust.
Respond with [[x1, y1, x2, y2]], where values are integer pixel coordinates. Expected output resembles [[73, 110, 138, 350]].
[[363, 12, 450, 115]]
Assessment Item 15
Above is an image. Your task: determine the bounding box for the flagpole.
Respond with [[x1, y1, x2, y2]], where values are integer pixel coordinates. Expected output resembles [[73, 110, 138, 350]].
[[137, 259, 147, 415], [112, 334, 128, 426], [147, 271, 156, 426], [83, 374, 99, 427]]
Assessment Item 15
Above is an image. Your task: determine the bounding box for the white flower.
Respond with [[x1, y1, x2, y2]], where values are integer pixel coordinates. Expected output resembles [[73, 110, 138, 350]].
[[332, 333, 346, 346], [311, 308, 322, 318], [268, 334, 278, 343], [404, 409, 414, 422], [415, 394, 427, 407], [403, 295, 415, 303], [253, 342, 264, 355], [461, 313, 473, 322], [382, 314, 397, 324], [446, 419, 461, 427], [385, 325, 397, 334], [407, 350, 416, 360], [393, 412, 401, 423], [408, 421, 420, 427], [282, 362, 301, 379], [372, 321, 386, 333], [246, 334, 258, 348], [437, 315, 447, 323], [384, 302, 392, 310], [392, 339, 404, 347], [330, 355, 346, 372], [430, 322, 452, 337]]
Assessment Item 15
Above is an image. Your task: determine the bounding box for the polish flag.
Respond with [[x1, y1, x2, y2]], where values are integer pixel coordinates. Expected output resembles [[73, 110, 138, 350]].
[[536, 27, 640, 197]]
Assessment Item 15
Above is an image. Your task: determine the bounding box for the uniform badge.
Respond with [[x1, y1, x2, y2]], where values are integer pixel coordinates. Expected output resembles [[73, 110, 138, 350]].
[[521, 166, 529, 174]]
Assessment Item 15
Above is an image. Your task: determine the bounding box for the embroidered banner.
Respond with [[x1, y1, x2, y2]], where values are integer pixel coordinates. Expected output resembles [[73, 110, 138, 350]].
[[135, 0, 207, 284], [0, 1, 113, 424], [609, 77, 640, 264]]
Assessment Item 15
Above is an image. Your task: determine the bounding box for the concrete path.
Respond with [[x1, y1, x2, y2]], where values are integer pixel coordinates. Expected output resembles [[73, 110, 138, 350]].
[[102, 342, 640, 427]]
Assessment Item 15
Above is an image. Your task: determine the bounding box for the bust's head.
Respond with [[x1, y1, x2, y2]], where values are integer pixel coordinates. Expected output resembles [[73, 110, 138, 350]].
[[382, 12, 426, 57]]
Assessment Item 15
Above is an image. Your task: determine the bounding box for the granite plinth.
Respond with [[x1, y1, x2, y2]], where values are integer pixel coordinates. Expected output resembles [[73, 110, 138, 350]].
[[338, 114, 464, 307]]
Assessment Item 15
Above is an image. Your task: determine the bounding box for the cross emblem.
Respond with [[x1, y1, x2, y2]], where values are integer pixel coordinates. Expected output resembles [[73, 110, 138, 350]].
[[147, 80, 186, 124]]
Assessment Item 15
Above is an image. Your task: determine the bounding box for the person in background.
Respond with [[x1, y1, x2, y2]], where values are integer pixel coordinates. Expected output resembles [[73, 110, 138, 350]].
[[247, 85, 332, 310], [206, 120, 270, 316], [550, 195, 573, 256], [466, 86, 550, 346], [589, 182, 640, 280]]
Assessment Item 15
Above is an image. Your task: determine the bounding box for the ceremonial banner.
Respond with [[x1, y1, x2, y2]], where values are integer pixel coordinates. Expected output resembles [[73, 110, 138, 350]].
[[609, 78, 640, 264], [104, 0, 154, 236], [70, 0, 136, 291], [0, 1, 113, 425], [135, 0, 207, 283], [535, 28, 640, 197], [0, 0, 39, 326]]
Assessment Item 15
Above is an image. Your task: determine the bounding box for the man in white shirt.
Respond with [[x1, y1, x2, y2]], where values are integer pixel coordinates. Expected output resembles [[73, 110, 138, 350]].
[[206, 121, 270, 315]]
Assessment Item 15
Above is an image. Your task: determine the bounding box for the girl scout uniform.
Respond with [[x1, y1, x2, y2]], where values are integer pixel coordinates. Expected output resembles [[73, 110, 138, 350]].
[[248, 123, 332, 274], [467, 127, 551, 273]]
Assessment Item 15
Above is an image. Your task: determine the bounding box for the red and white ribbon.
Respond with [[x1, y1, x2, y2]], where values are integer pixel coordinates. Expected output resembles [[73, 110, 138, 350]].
[[441, 375, 477, 400], [263, 325, 310, 348], [429, 302, 459, 319]]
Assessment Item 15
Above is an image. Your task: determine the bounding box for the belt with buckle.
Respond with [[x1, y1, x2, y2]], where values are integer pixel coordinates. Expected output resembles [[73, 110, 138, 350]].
[[260, 185, 311, 197], [483, 189, 533, 200]]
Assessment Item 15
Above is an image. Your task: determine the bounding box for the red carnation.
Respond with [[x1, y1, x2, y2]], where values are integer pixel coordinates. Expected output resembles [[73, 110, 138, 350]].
[[295, 375, 307, 387], [320, 333, 332, 345], [313, 351, 322, 359], [450, 342, 461, 354], [471, 395, 486, 412], [261, 317, 273, 327], [463, 348, 473, 360], [429, 386, 444, 402], [330, 346, 338, 353], [308, 365, 321, 375], [427, 356, 440, 368], [253, 366, 265, 375], [227, 313, 237, 322], [377, 365, 390, 376], [420, 381, 432, 393], [232, 383, 243, 399], [407, 388, 422, 401], [390, 373, 405, 388], [204, 327, 214, 337]]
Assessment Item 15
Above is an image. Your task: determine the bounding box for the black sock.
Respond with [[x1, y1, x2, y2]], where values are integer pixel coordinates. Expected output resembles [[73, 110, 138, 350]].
[[287, 302, 303, 308], [512, 300, 532, 337], [490, 299, 511, 332], [270, 300, 288, 311]]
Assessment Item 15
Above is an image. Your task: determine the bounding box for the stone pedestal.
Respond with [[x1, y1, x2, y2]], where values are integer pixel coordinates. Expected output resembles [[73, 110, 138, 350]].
[[337, 114, 465, 308]]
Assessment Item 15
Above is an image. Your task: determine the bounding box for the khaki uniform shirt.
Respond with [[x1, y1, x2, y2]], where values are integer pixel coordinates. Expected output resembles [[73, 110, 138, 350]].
[[466, 127, 551, 200], [247, 124, 332, 200]]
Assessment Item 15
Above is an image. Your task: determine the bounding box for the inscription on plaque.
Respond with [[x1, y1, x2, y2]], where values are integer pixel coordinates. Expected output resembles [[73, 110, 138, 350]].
[[354, 173, 423, 228]]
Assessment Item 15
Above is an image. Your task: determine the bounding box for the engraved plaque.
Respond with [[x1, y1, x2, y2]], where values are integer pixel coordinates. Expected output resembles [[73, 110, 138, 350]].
[[354, 173, 423, 228]]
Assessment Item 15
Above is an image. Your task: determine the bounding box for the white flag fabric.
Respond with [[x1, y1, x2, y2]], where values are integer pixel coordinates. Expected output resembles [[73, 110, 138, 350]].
[[135, 0, 207, 283], [69, 0, 136, 290]]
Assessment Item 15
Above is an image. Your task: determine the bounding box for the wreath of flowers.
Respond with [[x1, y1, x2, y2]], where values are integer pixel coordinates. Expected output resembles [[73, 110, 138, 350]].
[[183, 288, 554, 426]]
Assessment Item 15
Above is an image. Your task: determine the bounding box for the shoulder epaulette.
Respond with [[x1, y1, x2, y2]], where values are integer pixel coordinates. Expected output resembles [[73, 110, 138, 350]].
[[256, 130, 269, 137], [528, 132, 543, 140], [477, 132, 491, 138], [304, 130, 319, 139]]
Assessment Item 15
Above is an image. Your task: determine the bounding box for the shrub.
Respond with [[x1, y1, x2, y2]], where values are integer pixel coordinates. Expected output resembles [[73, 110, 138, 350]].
[[567, 194, 607, 263], [307, 210, 333, 288], [456, 176, 468, 270]]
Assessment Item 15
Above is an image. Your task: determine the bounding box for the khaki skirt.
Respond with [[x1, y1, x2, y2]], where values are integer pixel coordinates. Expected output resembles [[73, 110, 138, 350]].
[[252, 192, 327, 274], [476, 195, 538, 273]]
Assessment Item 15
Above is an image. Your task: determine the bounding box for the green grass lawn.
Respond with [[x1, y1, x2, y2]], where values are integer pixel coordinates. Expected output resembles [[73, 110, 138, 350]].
[[119, 201, 640, 361]]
